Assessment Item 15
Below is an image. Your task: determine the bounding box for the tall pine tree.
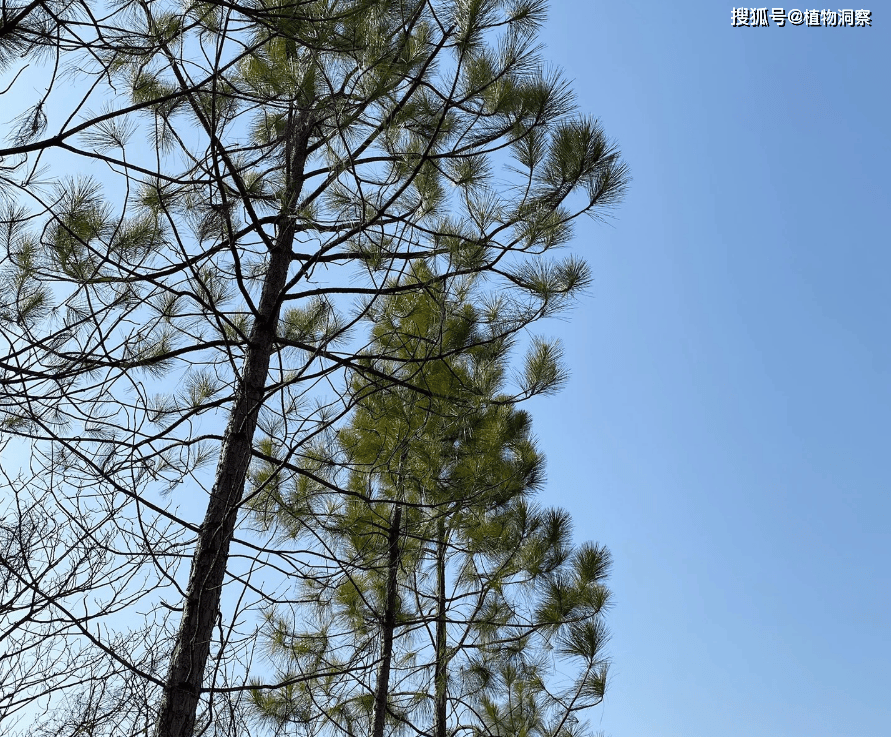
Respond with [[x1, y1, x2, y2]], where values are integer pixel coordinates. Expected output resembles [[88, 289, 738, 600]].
[[250, 282, 612, 737], [0, 1, 626, 734]]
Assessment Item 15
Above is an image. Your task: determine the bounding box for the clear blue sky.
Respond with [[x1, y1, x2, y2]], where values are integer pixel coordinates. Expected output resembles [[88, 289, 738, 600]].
[[529, 3, 889, 736]]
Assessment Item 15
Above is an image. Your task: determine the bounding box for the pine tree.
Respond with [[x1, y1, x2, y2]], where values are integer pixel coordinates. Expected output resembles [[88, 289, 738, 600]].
[[250, 284, 612, 737], [0, 1, 626, 735]]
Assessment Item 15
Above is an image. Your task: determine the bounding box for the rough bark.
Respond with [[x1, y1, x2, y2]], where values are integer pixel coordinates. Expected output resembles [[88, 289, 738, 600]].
[[433, 520, 448, 737], [153, 117, 311, 737], [371, 503, 403, 737]]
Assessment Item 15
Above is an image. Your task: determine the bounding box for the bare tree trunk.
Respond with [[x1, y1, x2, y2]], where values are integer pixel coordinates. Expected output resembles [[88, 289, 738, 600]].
[[371, 503, 403, 737], [433, 519, 448, 737], [153, 118, 311, 737]]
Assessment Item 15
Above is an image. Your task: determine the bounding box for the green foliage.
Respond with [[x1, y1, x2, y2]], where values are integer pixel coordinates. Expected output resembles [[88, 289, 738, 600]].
[[280, 296, 345, 347], [251, 285, 613, 737], [131, 71, 182, 118], [0, 0, 626, 734]]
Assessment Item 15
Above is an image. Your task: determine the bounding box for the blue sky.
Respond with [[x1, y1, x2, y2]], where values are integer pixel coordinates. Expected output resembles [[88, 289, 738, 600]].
[[529, 3, 889, 736]]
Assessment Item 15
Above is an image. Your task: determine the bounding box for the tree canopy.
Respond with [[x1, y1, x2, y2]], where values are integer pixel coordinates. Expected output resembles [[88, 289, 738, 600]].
[[0, 1, 627, 735], [250, 285, 613, 737]]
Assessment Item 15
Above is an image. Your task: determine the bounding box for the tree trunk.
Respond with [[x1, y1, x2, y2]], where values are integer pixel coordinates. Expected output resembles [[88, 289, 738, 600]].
[[153, 119, 310, 737], [433, 519, 448, 737], [371, 503, 403, 737]]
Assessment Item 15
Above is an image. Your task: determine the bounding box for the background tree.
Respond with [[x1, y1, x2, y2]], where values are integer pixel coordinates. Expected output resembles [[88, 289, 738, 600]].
[[250, 283, 613, 737], [0, 1, 626, 735]]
